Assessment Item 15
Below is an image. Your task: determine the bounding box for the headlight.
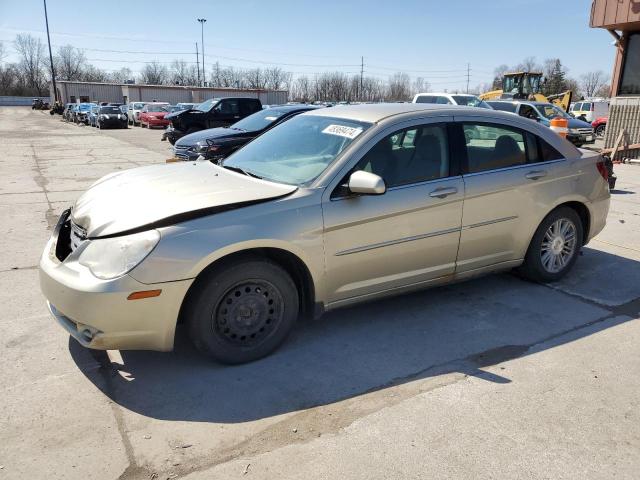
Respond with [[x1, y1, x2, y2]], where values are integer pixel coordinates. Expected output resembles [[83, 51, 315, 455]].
[[569, 128, 579, 134], [99, 114, 106, 120], [78, 230, 160, 280], [194, 144, 209, 153]]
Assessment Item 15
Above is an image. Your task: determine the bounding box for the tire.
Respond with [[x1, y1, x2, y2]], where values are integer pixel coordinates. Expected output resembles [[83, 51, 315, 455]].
[[186, 258, 299, 364], [518, 207, 583, 283], [595, 125, 606, 138]]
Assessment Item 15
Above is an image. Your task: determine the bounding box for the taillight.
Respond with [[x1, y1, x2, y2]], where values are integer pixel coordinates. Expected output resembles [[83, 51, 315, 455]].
[[596, 160, 608, 181]]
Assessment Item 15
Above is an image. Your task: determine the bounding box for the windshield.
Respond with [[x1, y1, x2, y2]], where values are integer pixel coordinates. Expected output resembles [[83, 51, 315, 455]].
[[224, 115, 371, 185], [133, 103, 145, 109], [196, 98, 219, 112], [147, 104, 169, 112], [231, 108, 291, 132], [452, 95, 491, 109], [536, 104, 571, 120], [100, 106, 121, 114]]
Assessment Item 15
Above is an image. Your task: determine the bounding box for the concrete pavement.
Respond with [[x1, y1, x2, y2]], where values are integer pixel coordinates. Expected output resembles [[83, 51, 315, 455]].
[[0, 107, 638, 480]]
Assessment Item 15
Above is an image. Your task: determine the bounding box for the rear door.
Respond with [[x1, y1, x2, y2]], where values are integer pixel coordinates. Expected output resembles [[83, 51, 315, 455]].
[[453, 116, 569, 272]]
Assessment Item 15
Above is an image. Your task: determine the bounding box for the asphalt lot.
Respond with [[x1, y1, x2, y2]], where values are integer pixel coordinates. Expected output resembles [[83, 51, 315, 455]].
[[1, 107, 639, 480]]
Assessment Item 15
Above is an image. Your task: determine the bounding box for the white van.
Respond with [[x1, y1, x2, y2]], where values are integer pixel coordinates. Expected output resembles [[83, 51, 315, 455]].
[[569, 100, 609, 123], [412, 92, 492, 109]]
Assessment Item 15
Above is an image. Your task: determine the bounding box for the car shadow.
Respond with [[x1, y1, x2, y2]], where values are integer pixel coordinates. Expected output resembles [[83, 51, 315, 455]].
[[69, 248, 639, 424], [610, 189, 635, 195]]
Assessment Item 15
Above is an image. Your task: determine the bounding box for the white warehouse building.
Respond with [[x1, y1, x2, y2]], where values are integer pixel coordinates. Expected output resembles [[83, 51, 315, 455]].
[[51, 80, 289, 105]]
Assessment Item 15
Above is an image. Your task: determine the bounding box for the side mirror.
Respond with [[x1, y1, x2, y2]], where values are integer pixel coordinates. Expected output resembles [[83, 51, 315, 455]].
[[348, 170, 386, 195]]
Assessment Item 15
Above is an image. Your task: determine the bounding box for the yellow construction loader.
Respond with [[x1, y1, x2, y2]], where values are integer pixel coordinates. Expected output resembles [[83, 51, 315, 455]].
[[479, 72, 573, 111]]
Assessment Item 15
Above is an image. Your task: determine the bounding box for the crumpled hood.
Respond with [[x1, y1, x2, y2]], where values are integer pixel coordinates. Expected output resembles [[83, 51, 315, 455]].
[[176, 127, 243, 147], [71, 162, 297, 237]]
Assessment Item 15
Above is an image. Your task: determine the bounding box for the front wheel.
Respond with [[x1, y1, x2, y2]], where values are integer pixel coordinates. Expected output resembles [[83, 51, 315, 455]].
[[595, 125, 606, 138], [518, 207, 583, 283], [186, 259, 299, 364]]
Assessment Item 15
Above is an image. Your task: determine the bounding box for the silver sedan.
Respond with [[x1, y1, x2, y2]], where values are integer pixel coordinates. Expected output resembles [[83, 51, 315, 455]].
[[40, 104, 610, 363]]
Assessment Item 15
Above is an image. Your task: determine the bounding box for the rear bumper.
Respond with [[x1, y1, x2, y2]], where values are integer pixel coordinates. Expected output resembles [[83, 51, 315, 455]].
[[39, 231, 192, 351], [586, 195, 610, 244], [146, 118, 170, 127]]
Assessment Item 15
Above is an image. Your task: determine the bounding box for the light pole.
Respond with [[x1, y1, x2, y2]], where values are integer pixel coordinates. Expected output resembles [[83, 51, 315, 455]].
[[43, 0, 57, 102], [197, 18, 206, 87]]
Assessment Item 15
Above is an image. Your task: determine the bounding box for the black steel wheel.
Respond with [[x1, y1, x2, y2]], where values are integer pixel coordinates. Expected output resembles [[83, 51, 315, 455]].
[[595, 124, 606, 138], [186, 258, 299, 364]]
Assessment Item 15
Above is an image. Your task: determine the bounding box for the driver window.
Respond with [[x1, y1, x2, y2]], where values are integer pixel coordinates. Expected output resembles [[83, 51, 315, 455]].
[[355, 124, 450, 188], [519, 105, 538, 120]]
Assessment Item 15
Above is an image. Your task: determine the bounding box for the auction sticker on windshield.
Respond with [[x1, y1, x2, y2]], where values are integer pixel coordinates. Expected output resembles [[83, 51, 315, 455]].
[[322, 124, 363, 139]]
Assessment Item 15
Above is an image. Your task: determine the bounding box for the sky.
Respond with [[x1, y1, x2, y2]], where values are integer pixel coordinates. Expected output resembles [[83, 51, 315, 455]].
[[0, 0, 615, 92]]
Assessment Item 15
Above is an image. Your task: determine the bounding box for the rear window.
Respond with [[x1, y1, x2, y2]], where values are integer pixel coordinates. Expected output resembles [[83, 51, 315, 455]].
[[582, 102, 592, 110], [99, 106, 121, 114], [415, 95, 436, 104], [488, 102, 517, 113]]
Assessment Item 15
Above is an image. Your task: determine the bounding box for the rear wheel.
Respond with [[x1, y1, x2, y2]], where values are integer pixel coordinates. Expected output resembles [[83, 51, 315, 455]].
[[186, 259, 299, 364], [518, 207, 583, 283], [595, 124, 606, 138]]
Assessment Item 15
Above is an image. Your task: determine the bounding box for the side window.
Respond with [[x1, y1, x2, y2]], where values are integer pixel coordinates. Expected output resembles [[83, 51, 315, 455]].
[[519, 104, 538, 120], [355, 124, 450, 188], [573, 102, 582, 111], [415, 95, 435, 104], [219, 99, 239, 115], [435, 96, 451, 104], [462, 123, 527, 173], [537, 137, 564, 161]]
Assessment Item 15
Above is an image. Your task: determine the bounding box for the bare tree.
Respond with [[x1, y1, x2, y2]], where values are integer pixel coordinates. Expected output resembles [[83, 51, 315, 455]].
[[82, 64, 109, 82], [14, 34, 47, 95], [170, 59, 198, 86], [387, 72, 411, 101], [54, 45, 86, 81], [580, 70, 609, 98], [245, 68, 268, 89], [594, 83, 611, 98], [110, 67, 133, 83], [0, 41, 6, 63], [412, 76, 430, 95], [516, 56, 542, 73], [139, 61, 168, 85], [492, 64, 510, 89], [264, 67, 291, 91]]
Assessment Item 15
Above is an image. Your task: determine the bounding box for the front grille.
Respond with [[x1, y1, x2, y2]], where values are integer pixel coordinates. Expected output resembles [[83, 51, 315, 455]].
[[69, 221, 86, 252], [576, 128, 593, 135]]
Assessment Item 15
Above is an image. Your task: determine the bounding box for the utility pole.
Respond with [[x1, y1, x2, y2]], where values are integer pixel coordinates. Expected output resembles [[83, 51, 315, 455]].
[[195, 42, 200, 86], [197, 18, 207, 86], [466, 63, 470, 94], [43, 0, 57, 102], [360, 56, 364, 101]]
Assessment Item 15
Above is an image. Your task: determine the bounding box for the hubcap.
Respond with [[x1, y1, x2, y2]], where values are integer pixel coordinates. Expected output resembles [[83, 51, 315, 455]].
[[213, 280, 284, 346], [540, 218, 577, 273]]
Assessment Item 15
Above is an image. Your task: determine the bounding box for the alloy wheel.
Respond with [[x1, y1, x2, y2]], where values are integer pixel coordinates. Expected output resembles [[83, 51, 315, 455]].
[[540, 218, 577, 273]]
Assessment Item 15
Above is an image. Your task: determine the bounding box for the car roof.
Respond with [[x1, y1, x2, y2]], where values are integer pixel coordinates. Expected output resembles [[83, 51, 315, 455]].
[[264, 104, 322, 113], [303, 103, 478, 123]]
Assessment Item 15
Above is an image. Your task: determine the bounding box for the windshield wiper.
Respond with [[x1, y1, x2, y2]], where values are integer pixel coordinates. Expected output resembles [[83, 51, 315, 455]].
[[222, 164, 263, 179]]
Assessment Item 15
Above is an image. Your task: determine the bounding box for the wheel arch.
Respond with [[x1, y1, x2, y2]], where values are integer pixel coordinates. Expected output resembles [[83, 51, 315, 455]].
[[177, 247, 318, 325]]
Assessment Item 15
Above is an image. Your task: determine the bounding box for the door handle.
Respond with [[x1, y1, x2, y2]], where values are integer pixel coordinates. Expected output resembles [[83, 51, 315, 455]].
[[525, 170, 547, 180], [429, 187, 458, 198]]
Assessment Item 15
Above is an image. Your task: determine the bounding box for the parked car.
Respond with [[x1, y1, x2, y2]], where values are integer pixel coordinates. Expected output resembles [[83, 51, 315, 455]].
[[127, 102, 148, 126], [139, 103, 172, 128], [413, 92, 492, 109], [487, 100, 595, 147], [40, 104, 610, 364], [171, 102, 197, 112], [74, 103, 96, 124], [569, 100, 609, 123], [162, 97, 263, 145], [95, 105, 128, 129], [62, 103, 75, 122], [592, 116, 607, 138], [173, 104, 321, 162], [87, 105, 100, 127]]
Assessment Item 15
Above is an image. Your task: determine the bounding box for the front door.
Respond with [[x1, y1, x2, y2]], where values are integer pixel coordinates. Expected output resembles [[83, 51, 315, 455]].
[[322, 120, 464, 304]]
